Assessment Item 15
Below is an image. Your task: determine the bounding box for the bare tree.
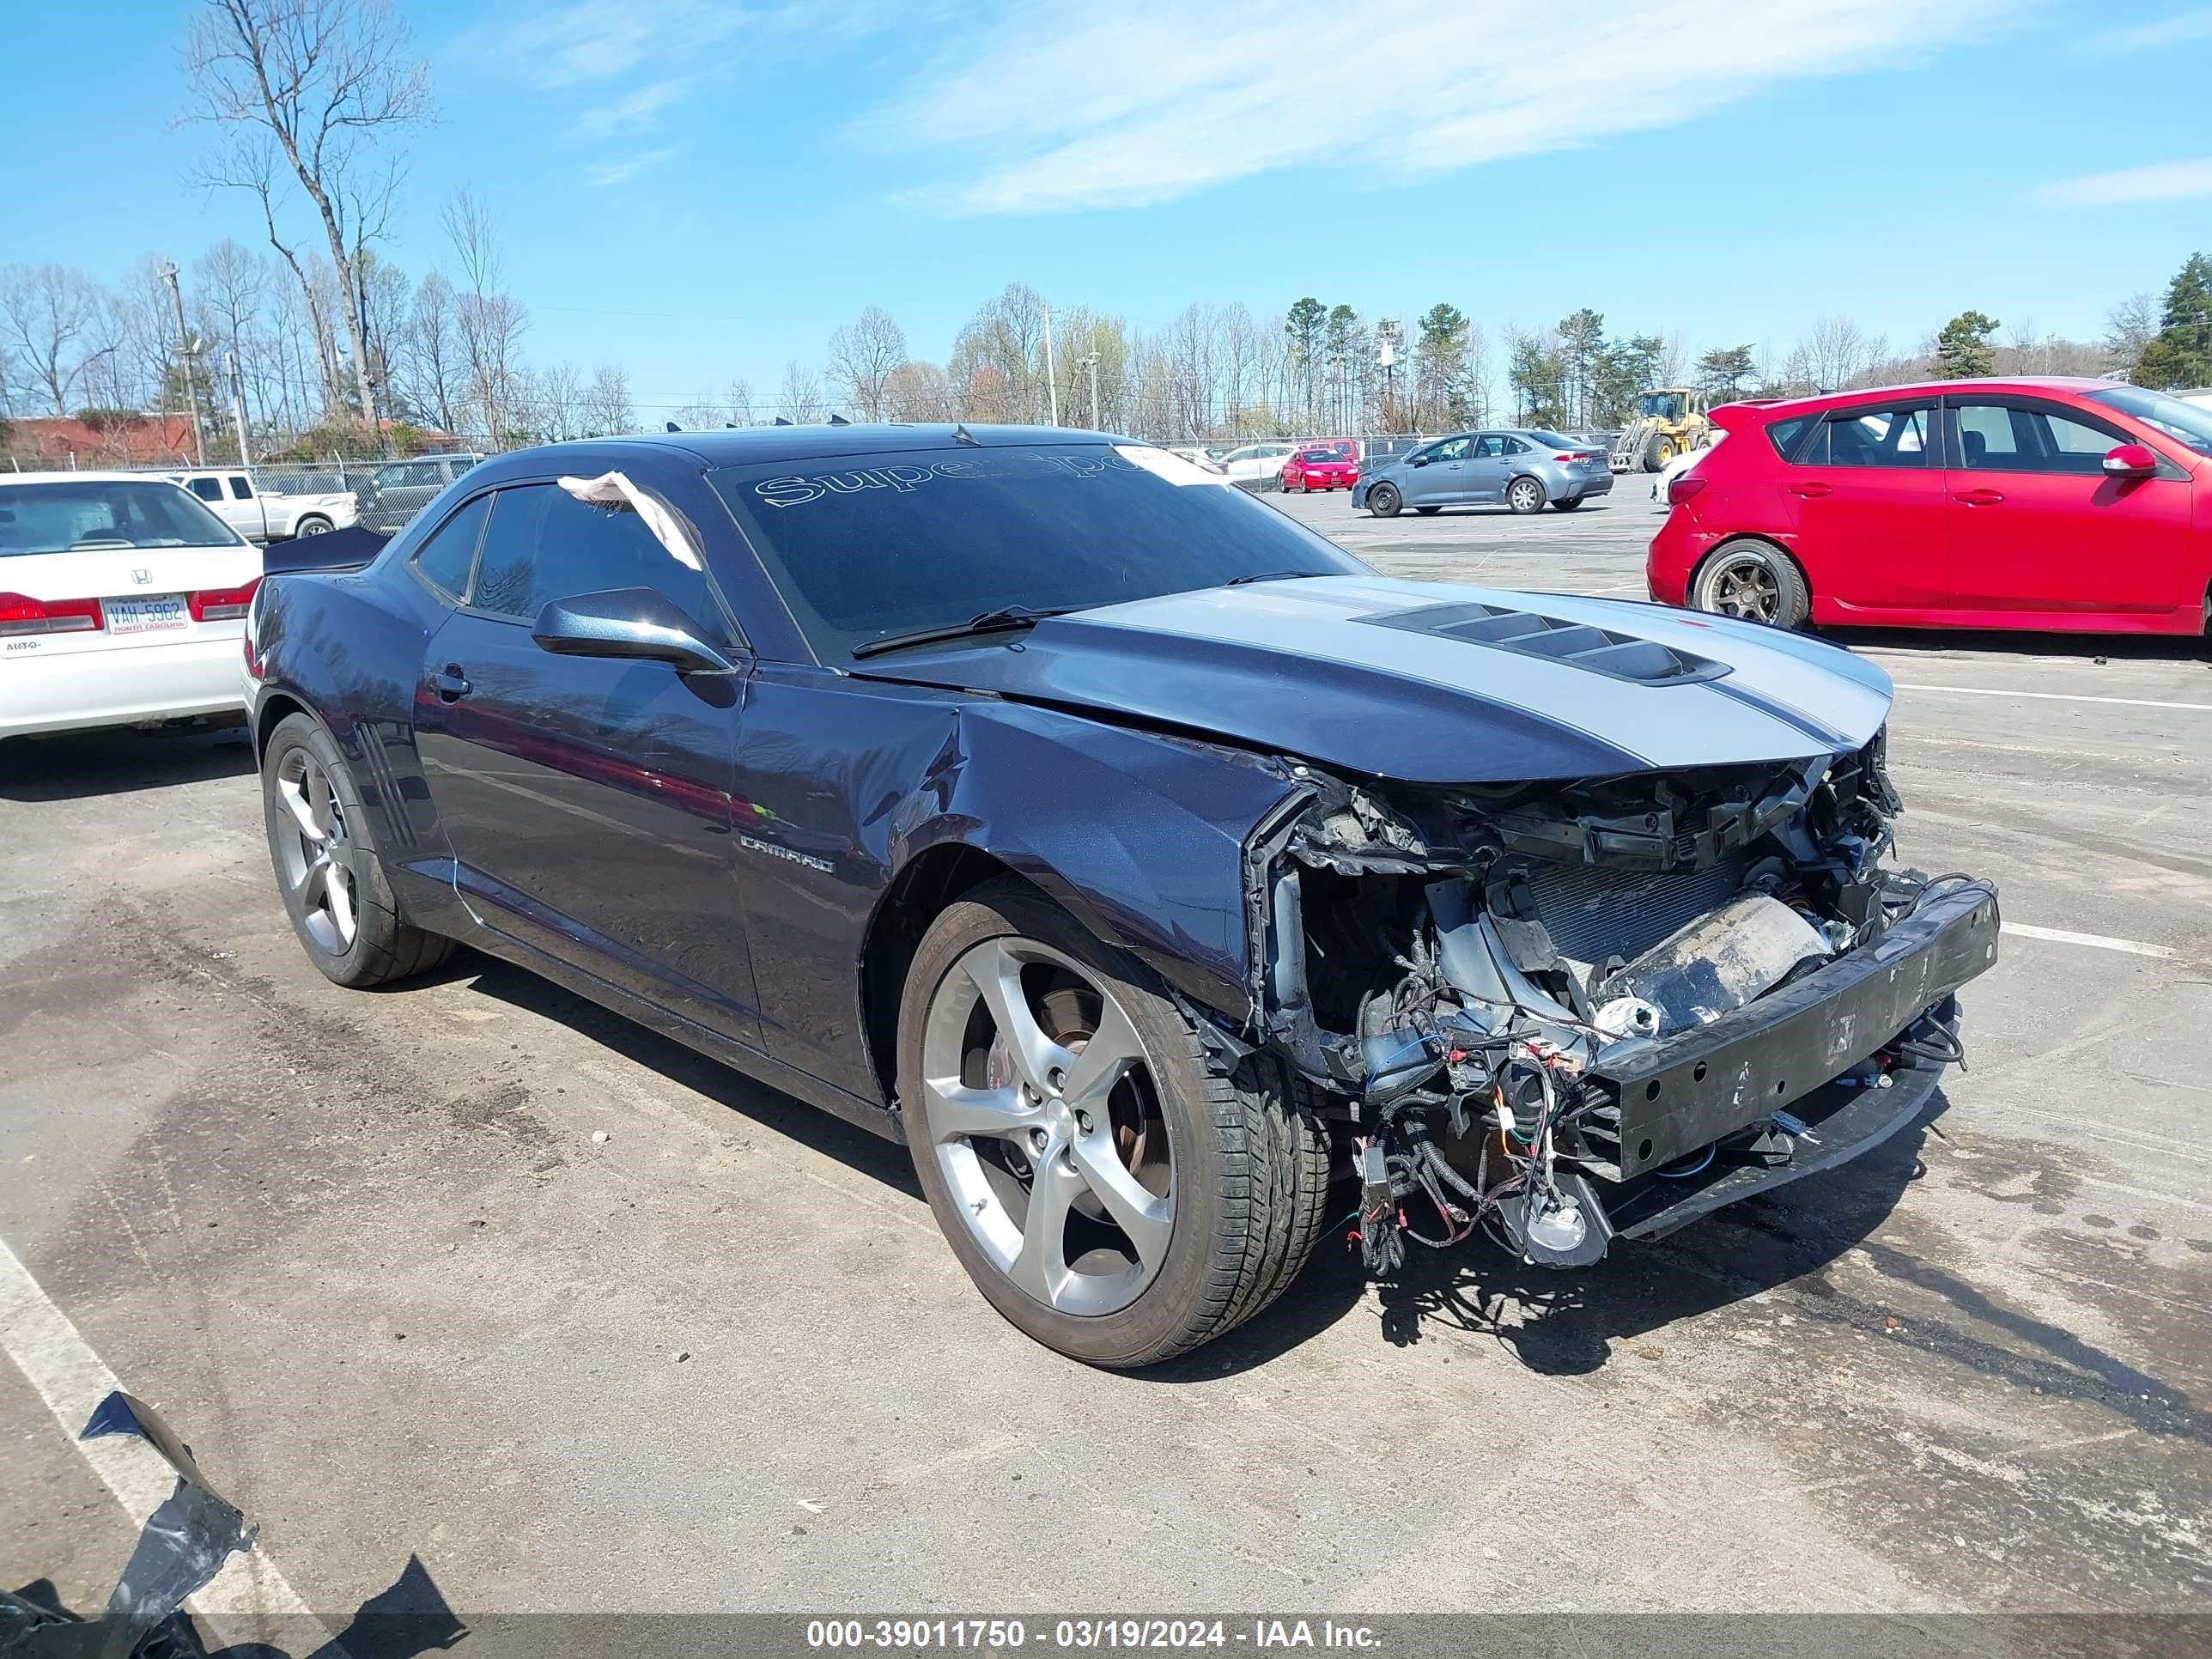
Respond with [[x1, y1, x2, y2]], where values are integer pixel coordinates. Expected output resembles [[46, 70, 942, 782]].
[[826, 306, 908, 421], [723, 376, 753, 426], [398, 270, 462, 434], [0, 264, 100, 415], [883, 360, 951, 422], [672, 392, 726, 429], [582, 363, 634, 435], [185, 0, 431, 430], [2105, 292, 2158, 374], [1796, 315, 1887, 392], [775, 359, 825, 423], [538, 361, 582, 441], [442, 188, 528, 444]]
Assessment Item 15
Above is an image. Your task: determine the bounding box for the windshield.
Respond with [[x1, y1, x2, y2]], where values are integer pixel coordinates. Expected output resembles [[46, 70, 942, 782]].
[[710, 443, 1369, 660], [1638, 392, 1686, 420], [2086, 386, 2212, 457], [0, 480, 243, 556]]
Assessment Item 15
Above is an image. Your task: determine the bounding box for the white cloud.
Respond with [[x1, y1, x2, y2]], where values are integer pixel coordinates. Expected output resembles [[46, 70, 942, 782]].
[[2041, 156, 2212, 207], [2098, 7, 2212, 51], [581, 76, 694, 137], [861, 0, 2021, 215], [587, 148, 678, 188]]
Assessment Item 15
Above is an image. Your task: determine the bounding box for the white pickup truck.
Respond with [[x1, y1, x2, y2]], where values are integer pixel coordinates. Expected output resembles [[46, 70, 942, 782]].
[[165, 469, 359, 542]]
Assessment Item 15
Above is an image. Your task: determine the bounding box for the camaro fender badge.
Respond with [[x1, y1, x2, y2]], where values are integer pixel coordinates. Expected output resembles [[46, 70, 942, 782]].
[[738, 833, 834, 874]]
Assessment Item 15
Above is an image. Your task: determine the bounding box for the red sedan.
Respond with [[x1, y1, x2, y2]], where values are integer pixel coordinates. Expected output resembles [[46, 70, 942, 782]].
[[1647, 378, 2212, 635], [1280, 445, 1360, 493]]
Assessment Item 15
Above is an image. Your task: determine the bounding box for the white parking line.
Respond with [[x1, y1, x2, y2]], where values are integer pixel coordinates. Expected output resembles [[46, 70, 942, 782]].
[[2002, 922, 2175, 959], [0, 1233, 344, 1652], [1893, 684, 2212, 714]]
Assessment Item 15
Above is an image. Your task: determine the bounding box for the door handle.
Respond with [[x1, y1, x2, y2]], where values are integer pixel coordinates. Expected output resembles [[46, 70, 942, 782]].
[[1954, 488, 2004, 506], [1787, 482, 1832, 498], [434, 664, 471, 702]]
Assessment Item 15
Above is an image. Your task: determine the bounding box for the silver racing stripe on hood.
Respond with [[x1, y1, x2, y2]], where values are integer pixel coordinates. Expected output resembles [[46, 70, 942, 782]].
[[1060, 576, 1893, 769]]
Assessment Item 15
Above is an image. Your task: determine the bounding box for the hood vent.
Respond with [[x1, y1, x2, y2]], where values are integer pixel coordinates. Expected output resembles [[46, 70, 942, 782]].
[[1358, 599, 1729, 686]]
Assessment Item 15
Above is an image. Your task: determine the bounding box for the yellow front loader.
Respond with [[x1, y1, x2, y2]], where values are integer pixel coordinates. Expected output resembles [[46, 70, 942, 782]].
[[1610, 387, 1713, 472]]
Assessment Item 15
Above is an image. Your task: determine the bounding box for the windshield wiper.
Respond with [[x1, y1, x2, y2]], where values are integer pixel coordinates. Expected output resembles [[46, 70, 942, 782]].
[[1224, 569, 1328, 586], [850, 605, 1079, 659]]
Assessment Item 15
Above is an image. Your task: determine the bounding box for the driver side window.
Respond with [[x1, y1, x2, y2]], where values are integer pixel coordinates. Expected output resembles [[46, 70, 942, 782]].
[[1426, 437, 1472, 462], [469, 483, 735, 646]]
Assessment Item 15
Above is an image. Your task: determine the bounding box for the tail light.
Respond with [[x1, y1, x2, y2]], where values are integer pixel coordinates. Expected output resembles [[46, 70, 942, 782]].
[[0, 592, 103, 635], [188, 578, 260, 622], [1668, 476, 1708, 506], [242, 632, 264, 680], [1554, 453, 1578, 463]]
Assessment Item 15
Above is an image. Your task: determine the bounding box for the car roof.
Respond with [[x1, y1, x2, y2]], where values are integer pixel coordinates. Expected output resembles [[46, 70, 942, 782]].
[[467, 423, 1123, 478], [1, 471, 198, 486], [1730, 376, 2126, 418]]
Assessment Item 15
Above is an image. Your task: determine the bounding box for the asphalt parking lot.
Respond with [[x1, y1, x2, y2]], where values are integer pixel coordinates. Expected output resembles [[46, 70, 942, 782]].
[[3, 483, 2209, 1637]]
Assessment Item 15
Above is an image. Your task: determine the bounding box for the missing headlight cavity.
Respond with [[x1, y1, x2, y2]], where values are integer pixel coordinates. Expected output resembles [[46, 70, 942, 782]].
[[1248, 731, 1997, 1275]]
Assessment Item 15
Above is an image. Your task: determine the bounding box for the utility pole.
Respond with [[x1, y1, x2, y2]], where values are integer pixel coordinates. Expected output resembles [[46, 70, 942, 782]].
[[225, 350, 252, 468], [158, 261, 207, 466], [1078, 351, 1101, 429], [1042, 303, 1060, 427]]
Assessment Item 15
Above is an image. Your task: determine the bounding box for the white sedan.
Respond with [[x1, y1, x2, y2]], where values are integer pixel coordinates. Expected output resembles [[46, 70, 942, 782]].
[[1650, 433, 1725, 507], [1, 471, 261, 740]]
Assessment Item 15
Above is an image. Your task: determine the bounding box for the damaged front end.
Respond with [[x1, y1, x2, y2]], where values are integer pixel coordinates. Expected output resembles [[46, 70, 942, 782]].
[[1244, 732, 1998, 1275]]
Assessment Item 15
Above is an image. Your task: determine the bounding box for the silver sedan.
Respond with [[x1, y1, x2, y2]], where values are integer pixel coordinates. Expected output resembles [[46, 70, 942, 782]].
[[1352, 429, 1612, 517]]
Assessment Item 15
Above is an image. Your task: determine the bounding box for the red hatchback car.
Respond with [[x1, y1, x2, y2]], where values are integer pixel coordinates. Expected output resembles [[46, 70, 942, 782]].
[[1280, 444, 1360, 493], [1648, 379, 2212, 636]]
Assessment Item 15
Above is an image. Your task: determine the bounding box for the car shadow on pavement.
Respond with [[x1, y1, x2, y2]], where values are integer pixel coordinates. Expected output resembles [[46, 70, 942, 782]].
[[1167, 1091, 1963, 1384], [451, 953, 923, 1199], [1829, 625, 2211, 666], [0, 720, 254, 801]]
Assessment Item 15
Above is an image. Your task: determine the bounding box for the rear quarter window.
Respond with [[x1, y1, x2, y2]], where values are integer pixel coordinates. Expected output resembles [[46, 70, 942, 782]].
[[1766, 416, 1816, 460]]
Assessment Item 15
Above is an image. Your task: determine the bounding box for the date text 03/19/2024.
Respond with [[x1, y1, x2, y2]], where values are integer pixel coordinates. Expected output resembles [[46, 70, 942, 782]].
[[804, 1620, 1383, 1651]]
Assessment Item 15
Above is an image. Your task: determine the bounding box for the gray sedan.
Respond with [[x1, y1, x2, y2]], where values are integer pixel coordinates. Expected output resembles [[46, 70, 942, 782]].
[[1351, 429, 1612, 517]]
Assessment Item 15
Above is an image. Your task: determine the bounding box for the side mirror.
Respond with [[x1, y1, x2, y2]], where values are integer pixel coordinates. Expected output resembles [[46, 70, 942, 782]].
[[532, 586, 736, 673], [1409, 455, 1429, 467], [2101, 442, 2157, 478]]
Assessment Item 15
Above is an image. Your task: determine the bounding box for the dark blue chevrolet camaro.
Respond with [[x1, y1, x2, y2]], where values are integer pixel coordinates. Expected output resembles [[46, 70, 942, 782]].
[[245, 424, 1997, 1367]]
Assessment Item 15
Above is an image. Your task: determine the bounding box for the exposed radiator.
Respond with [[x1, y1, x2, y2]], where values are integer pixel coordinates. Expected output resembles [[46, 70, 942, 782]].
[[1521, 853, 1747, 965]]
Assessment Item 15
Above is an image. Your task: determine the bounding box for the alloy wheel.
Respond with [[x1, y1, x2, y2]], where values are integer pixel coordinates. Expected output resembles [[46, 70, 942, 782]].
[[918, 936, 1175, 1316], [1508, 478, 1541, 512], [272, 748, 359, 953], [1710, 556, 1782, 621]]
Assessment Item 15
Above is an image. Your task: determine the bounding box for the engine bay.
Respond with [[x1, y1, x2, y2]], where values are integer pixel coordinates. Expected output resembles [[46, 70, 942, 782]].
[[1247, 731, 2000, 1275]]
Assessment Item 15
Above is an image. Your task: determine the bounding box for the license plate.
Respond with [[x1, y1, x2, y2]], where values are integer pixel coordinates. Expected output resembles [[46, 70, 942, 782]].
[[105, 594, 190, 635]]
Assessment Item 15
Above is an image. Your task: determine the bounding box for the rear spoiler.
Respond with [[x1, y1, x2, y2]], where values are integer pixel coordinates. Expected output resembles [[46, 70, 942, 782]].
[[263, 524, 388, 576]]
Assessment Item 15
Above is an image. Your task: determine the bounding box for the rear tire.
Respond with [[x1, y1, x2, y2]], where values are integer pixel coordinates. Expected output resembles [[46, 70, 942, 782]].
[[261, 713, 453, 988], [293, 514, 333, 537], [1505, 475, 1546, 514], [1414, 505, 1441, 515], [1691, 538, 1811, 629], [1367, 483, 1401, 518], [897, 878, 1328, 1369], [1552, 497, 1584, 512]]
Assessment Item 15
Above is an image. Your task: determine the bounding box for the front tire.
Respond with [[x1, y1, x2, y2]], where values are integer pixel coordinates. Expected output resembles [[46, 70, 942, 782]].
[[1691, 538, 1811, 629], [897, 878, 1328, 1369], [261, 713, 453, 988], [1367, 483, 1401, 518], [1505, 475, 1546, 514]]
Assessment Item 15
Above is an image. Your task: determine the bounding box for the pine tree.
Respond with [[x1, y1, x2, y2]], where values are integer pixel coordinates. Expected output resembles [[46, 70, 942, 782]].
[[2136, 252, 2212, 389], [1934, 311, 2001, 379]]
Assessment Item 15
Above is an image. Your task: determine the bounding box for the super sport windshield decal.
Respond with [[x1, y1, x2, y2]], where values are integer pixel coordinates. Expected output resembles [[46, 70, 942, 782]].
[[750, 445, 1225, 509]]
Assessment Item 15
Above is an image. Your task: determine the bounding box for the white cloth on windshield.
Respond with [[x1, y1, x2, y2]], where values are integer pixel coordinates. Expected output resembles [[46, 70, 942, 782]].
[[556, 471, 702, 570]]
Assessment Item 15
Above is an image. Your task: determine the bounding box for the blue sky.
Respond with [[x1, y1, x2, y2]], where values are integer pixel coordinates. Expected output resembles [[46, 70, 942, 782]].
[[8, 0, 2209, 412]]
